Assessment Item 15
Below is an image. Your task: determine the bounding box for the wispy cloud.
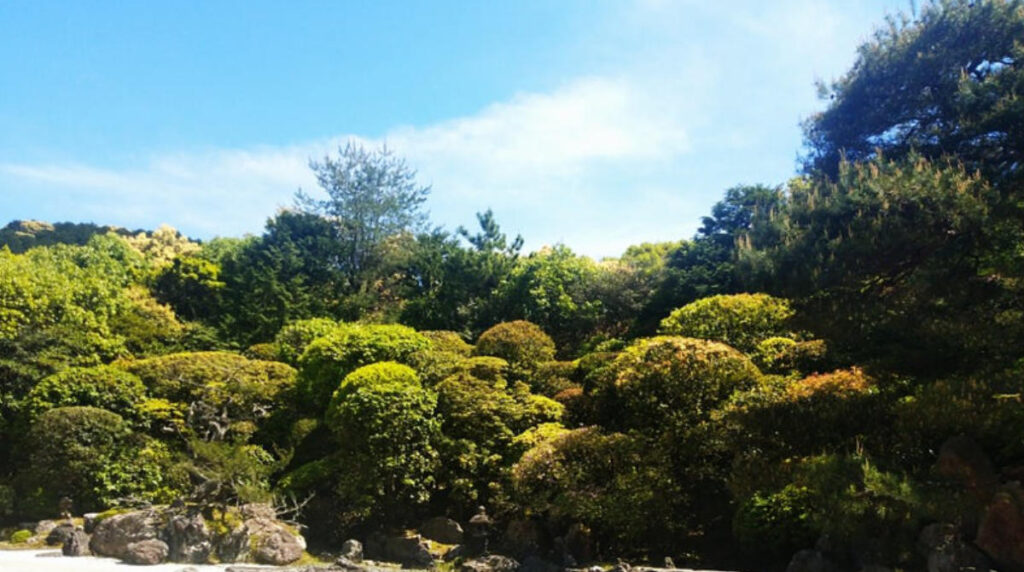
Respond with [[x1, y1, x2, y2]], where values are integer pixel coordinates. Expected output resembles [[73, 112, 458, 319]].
[[0, 1, 902, 257]]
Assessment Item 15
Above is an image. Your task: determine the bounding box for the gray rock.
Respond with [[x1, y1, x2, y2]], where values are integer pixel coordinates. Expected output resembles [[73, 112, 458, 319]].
[[384, 534, 435, 569], [217, 503, 305, 565], [125, 538, 170, 565], [82, 513, 100, 534], [460, 555, 519, 572], [420, 516, 464, 545], [166, 511, 211, 564], [46, 523, 76, 546], [335, 556, 368, 571], [341, 538, 364, 562], [89, 509, 160, 560], [918, 523, 991, 572], [254, 528, 305, 565], [62, 528, 90, 556], [34, 520, 57, 537]]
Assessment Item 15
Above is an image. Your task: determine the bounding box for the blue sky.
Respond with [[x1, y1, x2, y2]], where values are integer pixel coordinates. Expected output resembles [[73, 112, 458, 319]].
[[0, 0, 907, 258]]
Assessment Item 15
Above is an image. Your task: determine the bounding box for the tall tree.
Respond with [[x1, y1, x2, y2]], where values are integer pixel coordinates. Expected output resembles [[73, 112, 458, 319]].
[[296, 142, 430, 293], [803, 0, 1024, 186]]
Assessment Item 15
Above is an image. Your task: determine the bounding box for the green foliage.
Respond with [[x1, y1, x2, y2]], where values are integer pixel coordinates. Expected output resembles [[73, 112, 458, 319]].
[[19, 406, 132, 516], [9, 529, 32, 544], [123, 351, 297, 442], [473, 321, 556, 380], [153, 254, 225, 322], [324, 362, 439, 526], [659, 293, 794, 354], [184, 438, 278, 504], [400, 210, 523, 336], [530, 361, 577, 397], [489, 245, 604, 353], [608, 336, 762, 433], [733, 484, 816, 561], [803, 0, 1024, 184], [434, 371, 565, 512], [274, 317, 343, 365], [753, 157, 1000, 375], [723, 368, 883, 468], [297, 142, 430, 288], [24, 365, 147, 423], [421, 330, 473, 356], [511, 427, 675, 553], [297, 324, 429, 409]]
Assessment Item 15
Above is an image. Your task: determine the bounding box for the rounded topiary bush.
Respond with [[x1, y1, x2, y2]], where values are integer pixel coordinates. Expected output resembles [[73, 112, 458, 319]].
[[659, 293, 794, 354], [123, 351, 296, 403], [473, 321, 556, 379], [421, 330, 473, 356], [608, 336, 762, 432], [24, 365, 147, 422], [274, 317, 344, 365], [325, 362, 439, 524], [297, 324, 430, 410]]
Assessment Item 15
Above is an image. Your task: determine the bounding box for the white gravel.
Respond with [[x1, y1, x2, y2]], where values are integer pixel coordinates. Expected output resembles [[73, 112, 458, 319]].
[[0, 549, 274, 571]]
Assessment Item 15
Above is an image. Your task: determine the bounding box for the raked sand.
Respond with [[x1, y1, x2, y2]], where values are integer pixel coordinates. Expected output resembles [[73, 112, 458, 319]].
[[0, 549, 275, 571]]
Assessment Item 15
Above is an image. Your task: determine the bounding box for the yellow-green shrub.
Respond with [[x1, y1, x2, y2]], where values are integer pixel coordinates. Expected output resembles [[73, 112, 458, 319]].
[[659, 293, 794, 353]]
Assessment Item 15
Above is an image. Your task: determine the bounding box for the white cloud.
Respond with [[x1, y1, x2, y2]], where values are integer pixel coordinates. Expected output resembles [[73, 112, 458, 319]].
[[0, 0, 904, 257]]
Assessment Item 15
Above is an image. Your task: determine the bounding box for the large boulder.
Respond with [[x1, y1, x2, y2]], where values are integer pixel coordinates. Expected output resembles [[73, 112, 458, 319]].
[[384, 534, 435, 568], [253, 528, 305, 566], [918, 523, 991, 572], [420, 516, 464, 545], [976, 485, 1024, 572], [166, 511, 212, 563], [62, 528, 90, 556], [89, 509, 161, 560], [125, 538, 170, 565], [216, 503, 305, 566]]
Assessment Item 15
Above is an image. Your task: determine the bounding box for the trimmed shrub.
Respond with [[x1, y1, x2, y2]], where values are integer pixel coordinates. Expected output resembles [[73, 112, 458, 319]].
[[9, 529, 32, 544], [421, 330, 473, 356], [24, 365, 146, 423], [733, 484, 816, 561], [608, 336, 762, 433], [511, 426, 675, 554], [659, 293, 794, 354], [325, 362, 439, 526], [459, 356, 509, 381], [474, 321, 556, 379], [274, 317, 344, 365], [297, 324, 430, 409]]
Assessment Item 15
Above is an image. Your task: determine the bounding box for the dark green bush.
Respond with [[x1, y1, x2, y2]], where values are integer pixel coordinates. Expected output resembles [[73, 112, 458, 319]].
[[19, 406, 131, 516], [511, 426, 676, 555]]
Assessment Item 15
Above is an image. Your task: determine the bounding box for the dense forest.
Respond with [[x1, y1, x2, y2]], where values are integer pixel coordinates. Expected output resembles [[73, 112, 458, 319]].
[[2, 2, 1024, 570]]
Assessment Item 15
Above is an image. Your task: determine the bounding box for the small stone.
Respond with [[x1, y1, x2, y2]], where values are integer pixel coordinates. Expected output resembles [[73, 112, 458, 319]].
[[62, 528, 90, 557], [341, 538, 364, 562]]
